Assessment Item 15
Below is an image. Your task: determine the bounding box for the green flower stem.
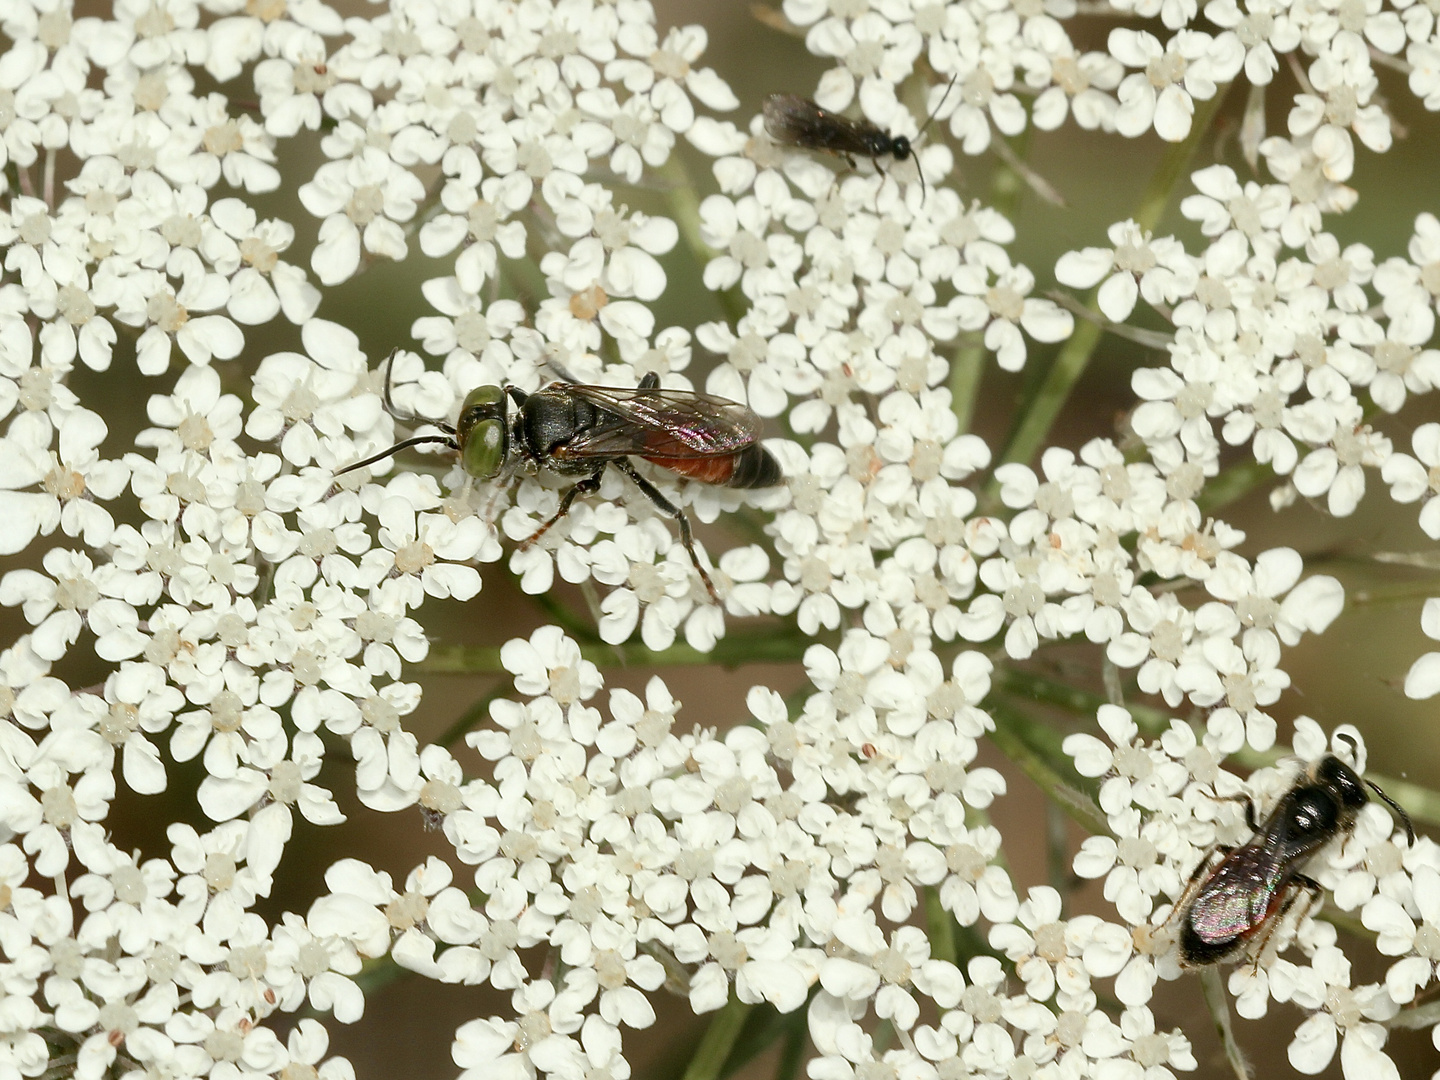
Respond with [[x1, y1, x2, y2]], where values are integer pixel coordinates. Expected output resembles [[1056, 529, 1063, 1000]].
[[418, 631, 817, 676], [1387, 999, 1440, 1031], [924, 885, 959, 966], [988, 85, 1233, 492], [733, 504, 778, 546], [680, 992, 755, 1080], [1316, 903, 1371, 943], [437, 682, 508, 748], [870, 1018, 895, 1054], [658, 152, 715, 263], [1195, 459, 1276, 515], [950, 127, 1034, 433], [949, 339, 986, 434], [575, 580, 616, 639], [979, 310, 1100, 514], [1131, 94, 1233, 234], [719, 1002, 810, 1080], [641, 940, 693, 995], [1349, 578, 1440, 605], [992, 129, 1037, 220], [985, 698, 1112, 838], [658, 152, 748, 327], [994, 667, 1170, 732], [528, 589, 602, 641], [40, 1055, 84, 1080], [1046, 287, 1176, 349], [1199, 966, 1252, 1080], [776, 1015, 808, 1080], [782, 682, 811, 723], [499, 250, 550, 308], [351, 953, 411, 998], [1047, 801, 1072, 909]]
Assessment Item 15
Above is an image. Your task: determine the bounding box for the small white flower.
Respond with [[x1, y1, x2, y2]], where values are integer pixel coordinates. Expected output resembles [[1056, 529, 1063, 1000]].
[[1109, 28, 1240, 142], [1402, 597, 1440, 699], [1057, 219, 1197, 323], [990, 886, 1097, 1002], [206, 198, 320, 324], [418, 148, 530, 294], [298, 146, 427, 285], [1292, 420, 1390, 517]]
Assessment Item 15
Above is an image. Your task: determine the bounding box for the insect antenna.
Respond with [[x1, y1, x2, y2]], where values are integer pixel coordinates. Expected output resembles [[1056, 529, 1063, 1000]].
[[334, 432, 459, 476], [1363, 778, 1416, 844], [368, 347, 427, 425], [910, 73, 958, 201], [1331, 731, 1415, 845], [916, 73, 959, 141], [335, 349, 461, 476]]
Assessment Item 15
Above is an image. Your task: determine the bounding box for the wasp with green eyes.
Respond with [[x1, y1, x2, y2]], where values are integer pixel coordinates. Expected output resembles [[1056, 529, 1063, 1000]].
[[337, 354, 783, 602]]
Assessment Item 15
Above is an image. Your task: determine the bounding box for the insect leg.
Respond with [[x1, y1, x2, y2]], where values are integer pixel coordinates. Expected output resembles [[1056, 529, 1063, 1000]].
[[871, 156, 894, 198], [519, 467, 606, 550], [478, 457, 521, 526], [612, 457, 720, 603], [1242, 798, 1258, 832], [1200, 785, 1259, 832], [479, 479, 508, 525], [1222, 794, 1259, 833]]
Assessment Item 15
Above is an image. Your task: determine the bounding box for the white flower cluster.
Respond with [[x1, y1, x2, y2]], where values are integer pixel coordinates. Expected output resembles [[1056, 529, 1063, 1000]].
[[1, 0, 1439, 1077], [1067, 713, 1437, 1076]]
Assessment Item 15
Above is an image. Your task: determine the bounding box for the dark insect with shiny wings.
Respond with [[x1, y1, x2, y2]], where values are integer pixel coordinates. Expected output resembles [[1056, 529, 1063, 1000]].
[[336, 354, 783, 602], [762, 76, 956, 197], [1166, 751, 1413, 968]]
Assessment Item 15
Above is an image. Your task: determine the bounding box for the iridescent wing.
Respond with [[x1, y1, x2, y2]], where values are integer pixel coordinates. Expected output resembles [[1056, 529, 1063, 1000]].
[[763, 94, 880, 155], [554, 384, 761, 460], [1185, 847, 1285, 946]]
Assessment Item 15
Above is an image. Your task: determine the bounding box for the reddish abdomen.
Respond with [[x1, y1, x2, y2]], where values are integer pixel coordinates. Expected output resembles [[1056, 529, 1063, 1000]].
[[644, 444, 782, 488], [645, 455, 738, 485]]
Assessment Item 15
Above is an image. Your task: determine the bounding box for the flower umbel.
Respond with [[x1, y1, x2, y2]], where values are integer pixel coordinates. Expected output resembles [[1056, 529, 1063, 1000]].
[[1, 0, 1438, 1078]]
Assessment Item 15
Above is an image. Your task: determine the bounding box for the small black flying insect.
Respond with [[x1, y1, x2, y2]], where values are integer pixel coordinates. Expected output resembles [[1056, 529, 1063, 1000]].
[[762, 75, 957, 198], [336, 353, 783, 602], [1162, 747, 1413, 969]]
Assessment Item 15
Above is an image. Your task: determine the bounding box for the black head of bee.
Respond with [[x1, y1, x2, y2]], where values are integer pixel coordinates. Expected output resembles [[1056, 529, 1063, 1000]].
[[1311, 755, 1368, 815]]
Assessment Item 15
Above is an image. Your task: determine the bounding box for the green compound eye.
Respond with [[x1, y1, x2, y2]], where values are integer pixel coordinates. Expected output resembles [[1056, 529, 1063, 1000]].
[[455, 386, 508, 480]]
